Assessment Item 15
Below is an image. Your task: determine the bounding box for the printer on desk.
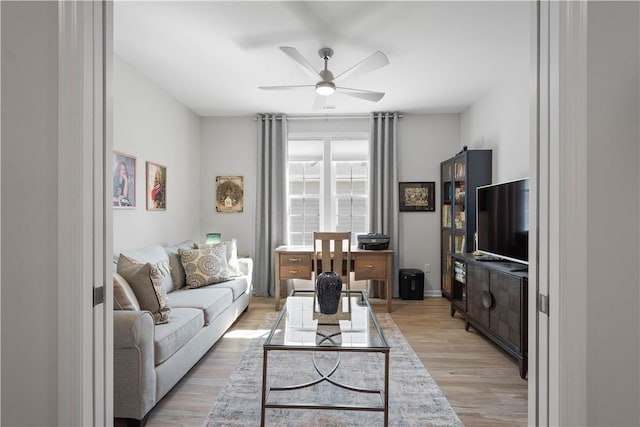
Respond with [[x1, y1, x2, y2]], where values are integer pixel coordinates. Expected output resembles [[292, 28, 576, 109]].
[[357, 233, 390, 250]]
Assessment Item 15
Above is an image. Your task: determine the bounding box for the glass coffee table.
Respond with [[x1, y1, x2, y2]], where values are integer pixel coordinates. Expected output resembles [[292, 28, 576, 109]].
[[261, 289, 390, 426]]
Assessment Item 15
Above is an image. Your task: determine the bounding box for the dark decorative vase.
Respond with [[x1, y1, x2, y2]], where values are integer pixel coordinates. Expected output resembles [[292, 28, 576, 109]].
[[316, 271, 342, 315]]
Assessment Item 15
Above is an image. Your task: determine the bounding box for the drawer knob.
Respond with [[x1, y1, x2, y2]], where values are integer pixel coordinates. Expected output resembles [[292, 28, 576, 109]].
[[366, 264, 375, 269], [289, 270, 299, 274], [288, 258, 301, 262]]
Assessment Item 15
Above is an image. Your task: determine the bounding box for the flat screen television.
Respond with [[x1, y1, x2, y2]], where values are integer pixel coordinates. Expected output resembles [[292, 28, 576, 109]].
[[476, 178, 529, 265]]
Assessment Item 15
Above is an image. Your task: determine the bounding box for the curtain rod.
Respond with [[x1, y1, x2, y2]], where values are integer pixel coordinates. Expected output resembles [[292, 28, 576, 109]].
[[255, 113, 402, 121]]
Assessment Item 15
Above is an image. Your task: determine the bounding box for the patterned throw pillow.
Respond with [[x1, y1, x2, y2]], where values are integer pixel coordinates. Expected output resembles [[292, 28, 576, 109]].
[[179, 245, 230, 289], [195, 239, 242, 277], [118, 260, 171, 324]]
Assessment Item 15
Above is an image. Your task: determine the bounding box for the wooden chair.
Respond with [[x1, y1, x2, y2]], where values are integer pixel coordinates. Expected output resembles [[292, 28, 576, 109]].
[[312, 231, 352, 291]]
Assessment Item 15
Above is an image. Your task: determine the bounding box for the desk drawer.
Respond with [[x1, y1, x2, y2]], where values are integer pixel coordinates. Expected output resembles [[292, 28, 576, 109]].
[[279, 265, 311, 280], [355, 256, 387, 280], [280, 254, 311, 266]]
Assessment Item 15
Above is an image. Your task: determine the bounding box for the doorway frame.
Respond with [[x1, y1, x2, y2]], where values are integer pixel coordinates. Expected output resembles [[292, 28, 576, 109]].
[[532, 1, 589, 426], [57, 1, 113, 425], [50, 0, 584, 424]]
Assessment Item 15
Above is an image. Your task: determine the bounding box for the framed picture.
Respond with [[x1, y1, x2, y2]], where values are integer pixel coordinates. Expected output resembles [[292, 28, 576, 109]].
[[216, 176, 244, 213], [399, 181, 435, 212], [146, 161, 167, 210], [113, 151, 136, 208]]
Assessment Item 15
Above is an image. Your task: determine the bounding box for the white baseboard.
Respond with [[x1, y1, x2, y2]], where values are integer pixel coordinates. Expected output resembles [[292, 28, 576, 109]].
[[423, 290, 443, 298]]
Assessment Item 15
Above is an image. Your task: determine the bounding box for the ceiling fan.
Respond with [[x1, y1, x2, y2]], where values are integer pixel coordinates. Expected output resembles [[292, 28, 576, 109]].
[[259, 46, 389, 110]]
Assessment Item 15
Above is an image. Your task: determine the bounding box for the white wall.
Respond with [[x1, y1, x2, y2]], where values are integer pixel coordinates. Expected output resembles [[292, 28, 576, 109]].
[[1, 2, 59, 424], [198, 117, 370, 257], [398, 114, 460, 295], [460, 65, 531, 183], [199, 117, 257, 255], [199, 115, 459, 295], [113, 56, 201, 254], [584, 2, 639, 424]]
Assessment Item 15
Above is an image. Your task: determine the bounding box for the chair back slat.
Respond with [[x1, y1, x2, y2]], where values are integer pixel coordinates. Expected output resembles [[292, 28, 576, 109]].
[[334, 239, 344, 272], [312, 231, 352, 290], [321, 240, 331, 272]]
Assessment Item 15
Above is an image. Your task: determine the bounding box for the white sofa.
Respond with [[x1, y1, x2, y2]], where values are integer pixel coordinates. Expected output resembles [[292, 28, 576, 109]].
[[113, 240, 252, 426]]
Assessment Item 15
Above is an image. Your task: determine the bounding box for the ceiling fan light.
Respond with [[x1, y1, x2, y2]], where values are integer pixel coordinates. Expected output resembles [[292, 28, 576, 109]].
[[315, 81, 336, 96]]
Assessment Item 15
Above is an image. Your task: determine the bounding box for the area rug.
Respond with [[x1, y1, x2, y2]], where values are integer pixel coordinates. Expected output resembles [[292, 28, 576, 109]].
[[204, 313, 463, 426]]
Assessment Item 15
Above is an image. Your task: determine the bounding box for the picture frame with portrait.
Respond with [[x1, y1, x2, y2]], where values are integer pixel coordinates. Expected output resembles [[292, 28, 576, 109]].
[[146, 161, 167, 211], [113, 151, 136, 209]]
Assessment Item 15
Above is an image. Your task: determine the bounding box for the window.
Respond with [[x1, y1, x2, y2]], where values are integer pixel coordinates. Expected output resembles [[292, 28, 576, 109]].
[[287, 137, 369, 245]]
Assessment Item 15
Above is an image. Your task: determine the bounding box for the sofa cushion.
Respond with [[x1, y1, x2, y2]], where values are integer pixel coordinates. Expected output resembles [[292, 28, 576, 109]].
[[118, 245, 174, 293], [118, 261, 171, 324], [167, 287, 233, 325], [210, 276, 249, 301], [179, 245, 230, 289], [153, 307, 204, 365], [113, 273, 140, 311], [196, 239, 242, 277], [163, 240, 195, 291]]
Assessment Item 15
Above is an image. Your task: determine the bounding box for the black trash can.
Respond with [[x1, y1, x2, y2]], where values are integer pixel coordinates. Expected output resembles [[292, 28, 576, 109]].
[[399, 269, 425, 300]]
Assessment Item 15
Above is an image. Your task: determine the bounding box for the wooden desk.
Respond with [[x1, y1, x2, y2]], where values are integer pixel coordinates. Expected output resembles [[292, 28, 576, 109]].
[[274, 246, 394, 312]]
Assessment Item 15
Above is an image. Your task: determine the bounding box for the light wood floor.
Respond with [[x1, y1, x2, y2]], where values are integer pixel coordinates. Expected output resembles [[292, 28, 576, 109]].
[[135, 296, 528, 426]]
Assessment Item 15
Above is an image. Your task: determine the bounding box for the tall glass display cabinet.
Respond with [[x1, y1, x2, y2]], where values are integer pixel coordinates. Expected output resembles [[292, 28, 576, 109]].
[[440, 149, 492, 308]]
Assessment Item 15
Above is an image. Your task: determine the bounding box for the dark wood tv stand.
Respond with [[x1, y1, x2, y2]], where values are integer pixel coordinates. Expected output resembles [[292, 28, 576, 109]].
[[449, 253, 528, 379]]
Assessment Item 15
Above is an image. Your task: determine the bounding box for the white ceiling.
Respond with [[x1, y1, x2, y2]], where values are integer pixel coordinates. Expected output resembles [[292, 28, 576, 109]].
[[114, 1, 530, 117]]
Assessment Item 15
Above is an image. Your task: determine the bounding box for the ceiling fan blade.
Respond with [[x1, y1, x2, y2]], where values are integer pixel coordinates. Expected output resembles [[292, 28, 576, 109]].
[[333, 51, 390, 84], [279, 46, 321, 82], [258, 85, 314, 91], [336, 87, 385, 102], [312, 95, 327, 110]]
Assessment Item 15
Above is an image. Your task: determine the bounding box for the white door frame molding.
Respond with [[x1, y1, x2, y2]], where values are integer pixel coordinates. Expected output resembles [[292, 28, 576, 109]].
[[528, 2, 542, 425], [553, 2, 588, 425], [57, 1, 113, 425], [0, 3, 3, 425], [533, 1, 588, 425]]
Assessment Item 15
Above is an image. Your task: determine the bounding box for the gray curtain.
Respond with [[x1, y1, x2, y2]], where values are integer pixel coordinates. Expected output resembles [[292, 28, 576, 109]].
[[254, 114, 287, 297], [369, 112, 400, 298]]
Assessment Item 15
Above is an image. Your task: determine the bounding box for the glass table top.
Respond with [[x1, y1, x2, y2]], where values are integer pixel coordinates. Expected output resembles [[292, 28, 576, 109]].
[[264, 290, 389, 350]]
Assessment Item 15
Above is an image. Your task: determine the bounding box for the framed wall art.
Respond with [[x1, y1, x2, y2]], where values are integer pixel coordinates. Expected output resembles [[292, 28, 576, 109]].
[[113, 151, 136, 208], [146, 161, 167, 210], [216, 176, 244, 213], [399, 181, 435, 212]]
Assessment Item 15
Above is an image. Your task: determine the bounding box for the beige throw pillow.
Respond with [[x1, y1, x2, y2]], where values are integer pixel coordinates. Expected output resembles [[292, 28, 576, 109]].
[[113, 273, 140, 311], [164, 240, 196, 290], [179, 245, 230, 289], [118, 260, 171, 324], [118, 252, 174, 294]]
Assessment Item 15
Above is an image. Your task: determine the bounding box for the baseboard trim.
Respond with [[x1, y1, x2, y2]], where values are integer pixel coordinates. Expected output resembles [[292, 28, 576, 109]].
[[423, 290, 443, 298]]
